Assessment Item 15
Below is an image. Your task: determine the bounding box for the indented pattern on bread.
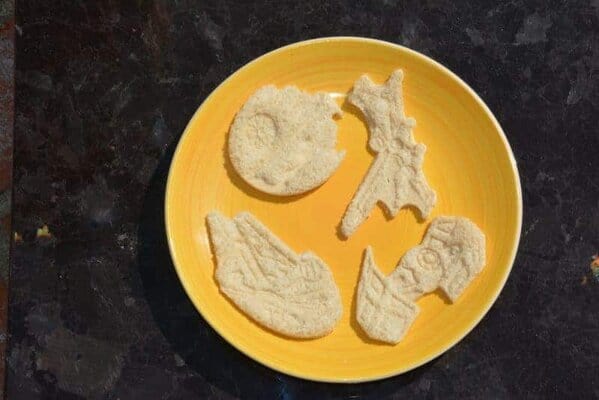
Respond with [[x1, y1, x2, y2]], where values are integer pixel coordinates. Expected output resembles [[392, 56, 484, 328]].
[[356, 247, 419, 344], [206, 211, 342, 338], [229, 86, 344, 196], [356, 216, 485, 344], [341, 70, 436, 237]]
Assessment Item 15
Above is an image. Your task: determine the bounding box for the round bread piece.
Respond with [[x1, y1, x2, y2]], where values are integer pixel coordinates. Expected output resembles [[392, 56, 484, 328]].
[[228, 85, 344, 196]]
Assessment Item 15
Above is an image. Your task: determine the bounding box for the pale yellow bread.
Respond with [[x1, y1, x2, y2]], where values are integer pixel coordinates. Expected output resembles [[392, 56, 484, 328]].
[[357, 216, 485, 344], [229, 86, 344, 196], [206, 211, 343, 338], [341, 70, 436, 237], [356, 247, 420, 344]]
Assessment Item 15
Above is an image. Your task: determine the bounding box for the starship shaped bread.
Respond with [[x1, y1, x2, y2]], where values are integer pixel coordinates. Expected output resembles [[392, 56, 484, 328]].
[[356, 247, 420, 344], [206, 211, 343, 338], [356, 216, 485, 344], [229, 86, 344, 196], [341, 70, 436, 237]]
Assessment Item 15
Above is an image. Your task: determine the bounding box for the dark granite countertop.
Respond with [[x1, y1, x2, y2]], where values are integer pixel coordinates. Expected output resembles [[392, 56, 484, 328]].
[[0, 0, 13, 397], [7, 1, 599, 399]]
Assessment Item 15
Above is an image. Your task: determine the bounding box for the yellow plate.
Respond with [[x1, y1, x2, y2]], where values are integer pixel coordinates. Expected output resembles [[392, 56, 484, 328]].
[[165, 37, 522, 382]]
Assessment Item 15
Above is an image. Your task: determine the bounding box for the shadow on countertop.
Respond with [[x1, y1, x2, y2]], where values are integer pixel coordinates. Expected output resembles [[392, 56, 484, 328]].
[[136, 142, 436, 399]]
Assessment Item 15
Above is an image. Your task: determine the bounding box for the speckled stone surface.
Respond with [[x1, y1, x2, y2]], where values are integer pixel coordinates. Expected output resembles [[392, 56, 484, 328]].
[[0, 0, 13, 397], [8, 1, 599, 399]]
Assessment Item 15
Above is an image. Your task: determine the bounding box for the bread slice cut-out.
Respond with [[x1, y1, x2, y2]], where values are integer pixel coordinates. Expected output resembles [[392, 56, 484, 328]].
[[356, 216, 485, 344], [206, 211, 342, 338], [229, 86, 344, 196], [341, 70, 436, 237], [356, 247, 419, 344]]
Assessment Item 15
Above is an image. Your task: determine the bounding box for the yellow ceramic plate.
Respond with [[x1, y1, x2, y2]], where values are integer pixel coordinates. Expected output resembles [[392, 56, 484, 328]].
[[165, 37, 522, 382]]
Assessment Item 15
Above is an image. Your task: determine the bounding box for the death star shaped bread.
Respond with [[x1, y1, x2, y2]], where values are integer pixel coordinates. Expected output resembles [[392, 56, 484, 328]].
[[228, 85, 344, 196]]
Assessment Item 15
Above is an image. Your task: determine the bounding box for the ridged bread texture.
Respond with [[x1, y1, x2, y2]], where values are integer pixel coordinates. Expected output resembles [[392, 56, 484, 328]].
[[206, 211, 343, 338], [357, 216, 486, 344], [341, 70, 436, 237]]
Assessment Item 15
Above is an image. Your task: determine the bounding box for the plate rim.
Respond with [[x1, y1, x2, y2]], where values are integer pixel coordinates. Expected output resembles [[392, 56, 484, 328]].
[[164, 36, 523, 383]]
